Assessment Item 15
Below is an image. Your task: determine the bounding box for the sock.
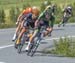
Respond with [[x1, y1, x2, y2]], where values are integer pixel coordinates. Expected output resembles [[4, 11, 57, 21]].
[[12, 33, 17, 40], [25, 41, 31, 50]]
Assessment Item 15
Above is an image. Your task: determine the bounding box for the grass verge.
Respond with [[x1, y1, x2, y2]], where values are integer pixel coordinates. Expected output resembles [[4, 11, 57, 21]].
[[44, 37, 75, 57]]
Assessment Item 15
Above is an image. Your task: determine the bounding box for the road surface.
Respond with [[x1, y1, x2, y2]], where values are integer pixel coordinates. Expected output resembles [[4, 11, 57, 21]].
[[0, 23, 75, 63]]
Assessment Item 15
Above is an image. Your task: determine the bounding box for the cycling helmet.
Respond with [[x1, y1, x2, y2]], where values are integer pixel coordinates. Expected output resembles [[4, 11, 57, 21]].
[[67, 6, 72, 10], [45, 5, 51, 10], [32, 6, 40, 16], [23, 7, 32, 14]]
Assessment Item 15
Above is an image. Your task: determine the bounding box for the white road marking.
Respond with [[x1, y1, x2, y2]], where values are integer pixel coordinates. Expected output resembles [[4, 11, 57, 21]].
[[45, 35, 75, 41], [0, 35, 75, 50], [0, 44, 13, 50]]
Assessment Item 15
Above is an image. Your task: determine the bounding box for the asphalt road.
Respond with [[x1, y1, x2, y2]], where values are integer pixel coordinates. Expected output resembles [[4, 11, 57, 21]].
[[0, 23, 75, 63]]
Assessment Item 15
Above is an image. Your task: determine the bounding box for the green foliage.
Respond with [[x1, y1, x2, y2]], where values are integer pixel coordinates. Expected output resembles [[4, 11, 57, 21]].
[[9, 7, 16, 22], [54, 38, 70, 55], [0, 0, 75, 28], [0, 9, 5, 23], [54, 6, 62, 24], [50, 37, 75, 57], [9, 7, 20, 23], [68, 2, 75, 23], [40, 0, 51, 12], [0, 23, 15, 29], [22, 3, 31, 10], [15, 7, 20, 21]]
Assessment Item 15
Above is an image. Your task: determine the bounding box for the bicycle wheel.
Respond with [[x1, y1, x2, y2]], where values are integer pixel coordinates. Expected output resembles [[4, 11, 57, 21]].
[[27, 43, 34, 56], [17, 44, 23, 54], [30, 41, 40, 57], [14, 42, 18, 49], [30, 32, 42, 56]]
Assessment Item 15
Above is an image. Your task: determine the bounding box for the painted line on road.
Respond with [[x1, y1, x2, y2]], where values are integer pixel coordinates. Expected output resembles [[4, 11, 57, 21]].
[[45, 35, 75, 41], [0, 44, 13, 50], [0, 35, 75, 50]]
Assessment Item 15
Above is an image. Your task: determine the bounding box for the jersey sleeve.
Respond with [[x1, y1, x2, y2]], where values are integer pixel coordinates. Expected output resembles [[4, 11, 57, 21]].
[[22, 10, 26, 14], [38, 10, 45, 20], [26, 13, 32, 18], [24, 13, 32, 20]]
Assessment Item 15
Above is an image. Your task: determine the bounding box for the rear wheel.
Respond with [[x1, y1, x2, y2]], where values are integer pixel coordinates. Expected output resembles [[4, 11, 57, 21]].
[[17, 44, 23, 54], [14, 42, 18, 49]]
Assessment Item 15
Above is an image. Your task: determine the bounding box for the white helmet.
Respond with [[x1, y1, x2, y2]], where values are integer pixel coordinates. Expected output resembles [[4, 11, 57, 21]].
[[67, 6, 72, 10]]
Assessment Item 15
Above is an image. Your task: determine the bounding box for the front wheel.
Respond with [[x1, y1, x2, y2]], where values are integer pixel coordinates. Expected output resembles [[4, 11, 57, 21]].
[[30, 33, 42, 56], [30, 42, 39, 57], [27, 43, 34, 56]]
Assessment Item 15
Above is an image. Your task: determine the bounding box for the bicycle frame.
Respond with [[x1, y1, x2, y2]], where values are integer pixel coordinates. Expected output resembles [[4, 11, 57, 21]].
[[27, 26, 46, 56]]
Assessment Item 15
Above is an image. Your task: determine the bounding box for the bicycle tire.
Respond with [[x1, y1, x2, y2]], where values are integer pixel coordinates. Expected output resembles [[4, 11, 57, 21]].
[[30, 32, 42, 56], [30, 42, 40, 57], [17, 44, 23, 54], [27, 43, 34, 56], [14, 42, 18, 49]]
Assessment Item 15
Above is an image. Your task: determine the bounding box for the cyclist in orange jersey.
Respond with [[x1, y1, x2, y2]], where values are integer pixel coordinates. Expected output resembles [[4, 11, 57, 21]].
[[12, 7, 40, 41], [13, 6, 40, 48], [12, 7, 32, 41]]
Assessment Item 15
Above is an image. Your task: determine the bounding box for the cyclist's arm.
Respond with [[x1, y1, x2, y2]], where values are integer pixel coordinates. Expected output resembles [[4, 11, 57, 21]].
[[16, 13, 23, 25], [35, 20, 39, 28], [38, 10, 46, 20], [17, 10, 26, 23], [17, 13, 23, 21]]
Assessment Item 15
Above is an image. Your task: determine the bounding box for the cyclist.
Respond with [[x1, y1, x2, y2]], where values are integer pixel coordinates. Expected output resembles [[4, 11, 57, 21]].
[[25, 5, 56, 51], [12, 6, 40, 41], [58, 6, 73, 27]]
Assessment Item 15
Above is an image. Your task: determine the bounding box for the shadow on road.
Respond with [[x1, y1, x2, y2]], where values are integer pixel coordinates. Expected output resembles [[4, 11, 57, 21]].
[[19, 50, 65, 57]]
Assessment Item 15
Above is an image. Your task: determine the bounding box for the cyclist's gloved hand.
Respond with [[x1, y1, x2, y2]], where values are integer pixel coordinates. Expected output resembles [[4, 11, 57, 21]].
[[16, 21, 18, 25]]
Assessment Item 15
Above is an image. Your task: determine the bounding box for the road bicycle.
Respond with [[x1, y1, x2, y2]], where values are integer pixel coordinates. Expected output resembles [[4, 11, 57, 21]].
[[27, 26, 45, 56], [14, 31, 30, 53]]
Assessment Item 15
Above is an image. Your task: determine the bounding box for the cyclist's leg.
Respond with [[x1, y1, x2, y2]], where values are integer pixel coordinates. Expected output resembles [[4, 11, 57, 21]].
[[16, 27, 28, 45], [49, 17, 55, 35], [44, 16, 55, 36], [25, 29, 39, 50], [12, 22, 22, 41], [58, 16, 64, 27], [43, 21, 49, 36], [12, 14, 27, 41], [63, 17, 70, 26], [16, 20, 29, 45]]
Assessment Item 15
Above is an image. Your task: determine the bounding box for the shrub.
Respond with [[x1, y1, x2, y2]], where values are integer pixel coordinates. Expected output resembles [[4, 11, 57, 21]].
[[40, 0, 51, 12], [9, 7, 16, 23], [50, 37, 75, 57], [54, 38, 70, 56], [15, 7, 20, 21], [22, 3, 31, 10], [0, 9, 5, 24]]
